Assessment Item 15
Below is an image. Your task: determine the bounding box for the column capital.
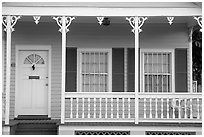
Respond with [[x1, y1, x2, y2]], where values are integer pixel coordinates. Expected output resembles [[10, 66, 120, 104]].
[[2, 15, 21, 32], [126, 16, 147, 34], [53, 16, 75, 33]]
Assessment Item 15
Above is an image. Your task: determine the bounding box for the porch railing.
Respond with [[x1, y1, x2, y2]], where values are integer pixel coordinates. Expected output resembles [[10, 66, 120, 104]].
[[64, 92, 135, 122], [64, 92, 202, 123]]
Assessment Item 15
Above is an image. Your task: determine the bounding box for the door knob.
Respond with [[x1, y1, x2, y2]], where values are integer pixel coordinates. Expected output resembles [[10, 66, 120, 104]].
[[45, 84, 48, 86]]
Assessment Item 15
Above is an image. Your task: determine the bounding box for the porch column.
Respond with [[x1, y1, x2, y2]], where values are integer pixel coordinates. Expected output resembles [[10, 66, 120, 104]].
[[2, 15, 20, 125], [53, 16, 75, 124], [188, 27, 193, 93], [126, 16, 147, 124]]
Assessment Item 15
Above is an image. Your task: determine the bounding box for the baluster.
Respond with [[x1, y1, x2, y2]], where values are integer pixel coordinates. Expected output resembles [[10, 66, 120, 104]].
[[167, 98, 169, 119], [111, 98, 113, 118], [190, 98, 193, 119], [197, 98, 200, 119], [117, 98, 119, 119], [82, 98, 84, 118], [178, 98, 181, 119], [94, 98, 96, 118], [161, 98, 163, 119], [155, 98, 158, 119], [144, 98, 146, 119], [88, 98, 90, 118], [172, 98, 175, 119], [149, 98, 152, 118], [76, 98, 78, 118], [99, 98, 102, 119], [122, 98, 125, 118], [70, 98, 73, 118], [105, 98, 108, 118], [183, 98, 186, 119], [128, 98, 131, 118]]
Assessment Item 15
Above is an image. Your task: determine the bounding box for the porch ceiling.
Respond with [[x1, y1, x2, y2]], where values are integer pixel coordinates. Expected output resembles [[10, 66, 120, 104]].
[[2, 2, 201, 17]]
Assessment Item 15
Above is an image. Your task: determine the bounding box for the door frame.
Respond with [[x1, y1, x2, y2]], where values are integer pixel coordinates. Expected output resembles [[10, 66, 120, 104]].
[[15, 45, 52, 118]]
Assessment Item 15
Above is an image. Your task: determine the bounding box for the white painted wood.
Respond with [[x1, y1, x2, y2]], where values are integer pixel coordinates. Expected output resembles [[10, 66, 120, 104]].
[[60, 16, 66, 124], [155, 98, 158, 119], [82, 98, 84, 118], [189, 27, 193, 93], [2, 7, 202, 16], [161, 98, 163, 119], [5, 16, 11, 125], [117, 98, 119, 119], [76, 98, 78, 118], [111, 98, 113, 118], [15, 45, 51, 118], [122, 98, 125, 119], [70, 98, 73, 118], [17, 50, 48, 115], [88, 98, 90, 118], [134, 16, 139, 124], [149, 98, 152, 118], [144, 98, 146, 119]]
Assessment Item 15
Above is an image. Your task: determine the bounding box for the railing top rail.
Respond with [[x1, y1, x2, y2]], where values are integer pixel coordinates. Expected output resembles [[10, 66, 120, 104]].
[[139, 93, 202, 98], [65, 92, 135, 98]]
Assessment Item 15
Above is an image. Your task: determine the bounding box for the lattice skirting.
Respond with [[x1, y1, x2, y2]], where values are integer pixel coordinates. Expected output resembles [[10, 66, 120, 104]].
[[75, 131, 130, 135], [145, 131, 196, 135]]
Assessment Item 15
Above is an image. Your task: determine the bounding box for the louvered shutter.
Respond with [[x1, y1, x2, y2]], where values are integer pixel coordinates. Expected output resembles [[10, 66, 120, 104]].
[[66, 47, 77, 92], [175, 48, 188, 92], [112, 48, 124, 92], [127, 48, 135, 92]]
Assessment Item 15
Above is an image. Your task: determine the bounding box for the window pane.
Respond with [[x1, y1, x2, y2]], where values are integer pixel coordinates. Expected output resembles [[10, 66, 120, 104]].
[[144, 52, 172, 93], [81, 51, 108, 92]]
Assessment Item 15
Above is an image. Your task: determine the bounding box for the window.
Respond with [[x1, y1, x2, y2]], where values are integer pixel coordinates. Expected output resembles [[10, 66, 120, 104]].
[[24, 54, 45, 64], [77, 49, 112, 92], [141, 50, 174, 93]]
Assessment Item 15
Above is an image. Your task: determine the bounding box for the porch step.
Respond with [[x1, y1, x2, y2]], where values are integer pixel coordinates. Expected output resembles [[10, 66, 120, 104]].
[[15, 115, 50, 120], [15, 122, 58, 135]]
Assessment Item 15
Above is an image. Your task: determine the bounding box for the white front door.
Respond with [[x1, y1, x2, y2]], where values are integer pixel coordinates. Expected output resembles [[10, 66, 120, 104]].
[[17, 50, 48, 115]]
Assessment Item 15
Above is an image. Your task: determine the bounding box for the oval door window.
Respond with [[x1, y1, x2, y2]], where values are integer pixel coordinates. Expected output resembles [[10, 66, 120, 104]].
[[24, 54, 45, 64]]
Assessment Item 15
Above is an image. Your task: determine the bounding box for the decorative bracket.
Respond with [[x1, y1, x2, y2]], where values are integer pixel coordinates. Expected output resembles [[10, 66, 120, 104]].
[[167, 17, 174, 25], [33, 16, 41, 24], [96, 17, 104, 25], [138, 17, 148, 33], [194, 16, 202, 32], [126, 16, 147, 33], [53, 16, 75, 33], [2, 16, 21, 32]]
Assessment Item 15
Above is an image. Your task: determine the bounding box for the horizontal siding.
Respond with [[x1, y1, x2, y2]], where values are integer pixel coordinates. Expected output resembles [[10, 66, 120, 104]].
[[7, 21, 189, 119]]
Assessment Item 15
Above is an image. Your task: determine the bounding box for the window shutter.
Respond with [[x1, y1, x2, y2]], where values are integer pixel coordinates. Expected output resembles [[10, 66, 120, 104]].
[[66, 47, 77, 92], [175, 48, 187, 92], [127, 48, 135, 92], [112, 48, 124, 92]]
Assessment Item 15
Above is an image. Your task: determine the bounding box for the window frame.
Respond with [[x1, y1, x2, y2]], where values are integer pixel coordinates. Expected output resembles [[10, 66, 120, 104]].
[[140, 49, 175, 93], [77, 48, 112, 92]]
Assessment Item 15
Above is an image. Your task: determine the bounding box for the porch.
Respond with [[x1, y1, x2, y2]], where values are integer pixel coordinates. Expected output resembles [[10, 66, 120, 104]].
[[2, 3, 202, 135]]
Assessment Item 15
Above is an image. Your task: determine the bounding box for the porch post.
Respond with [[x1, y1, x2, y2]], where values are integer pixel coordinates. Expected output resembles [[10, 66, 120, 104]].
[[188, 27, 193, 93], [134, 16, 139, 124], [2, 15, 20, 125], [53, 16, 75, 124], [126, 16, 147, 124]]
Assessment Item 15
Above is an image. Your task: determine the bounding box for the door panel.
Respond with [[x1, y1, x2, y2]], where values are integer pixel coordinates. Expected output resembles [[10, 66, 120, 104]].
[[17, 50, 48, 115]]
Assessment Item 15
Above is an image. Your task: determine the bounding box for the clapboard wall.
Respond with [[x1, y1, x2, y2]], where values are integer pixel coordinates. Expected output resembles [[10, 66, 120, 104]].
[[4, 21, 189, 119]]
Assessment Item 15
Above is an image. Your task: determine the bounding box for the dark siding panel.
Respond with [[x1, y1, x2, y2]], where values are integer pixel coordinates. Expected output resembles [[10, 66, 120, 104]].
[[66, 47, 77, 92], [175, 48, 187, 92], [128, 48, 135, 92], [112, 48, 124, 92]]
